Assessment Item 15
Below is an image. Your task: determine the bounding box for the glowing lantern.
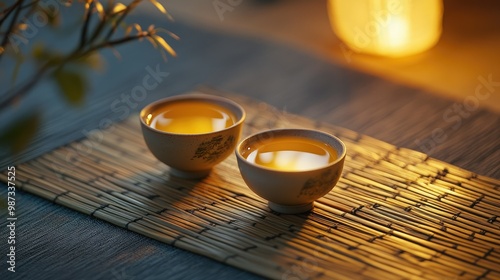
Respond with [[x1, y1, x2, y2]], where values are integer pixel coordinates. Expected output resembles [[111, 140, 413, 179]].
[[327, 0, 443, 57]]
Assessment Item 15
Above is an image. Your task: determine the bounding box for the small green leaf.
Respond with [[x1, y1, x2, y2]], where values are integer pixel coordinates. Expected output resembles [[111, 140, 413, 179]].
[[74, 52, 104, 71], [153, 35, 176, 57], [32, 43, 62, 66], [53, 68, 87, 106], [32, 43, 45, 61], [0, 112, 40, 155], [112, 2, 127, 14]]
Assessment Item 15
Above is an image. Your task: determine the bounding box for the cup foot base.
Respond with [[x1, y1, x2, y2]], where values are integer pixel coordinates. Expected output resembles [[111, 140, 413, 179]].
[[268, 202, 314, 214], [169, 168, 211, 179]]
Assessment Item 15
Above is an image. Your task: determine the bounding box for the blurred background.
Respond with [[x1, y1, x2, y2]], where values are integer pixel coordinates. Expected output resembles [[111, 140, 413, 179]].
[[165, 0, 500, 112]]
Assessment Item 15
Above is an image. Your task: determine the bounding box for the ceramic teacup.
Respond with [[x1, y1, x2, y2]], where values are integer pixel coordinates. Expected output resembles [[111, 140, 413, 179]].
[[140, 93, 245, 179], [236, 129, 346, 214]]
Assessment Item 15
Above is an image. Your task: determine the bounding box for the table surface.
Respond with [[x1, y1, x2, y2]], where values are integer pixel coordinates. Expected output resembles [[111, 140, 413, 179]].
[[3, 91, 499, 280], [1, 1, 499, 279]]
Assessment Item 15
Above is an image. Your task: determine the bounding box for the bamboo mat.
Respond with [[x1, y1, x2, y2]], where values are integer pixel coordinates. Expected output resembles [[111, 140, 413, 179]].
[[2, 92, 499, 280]]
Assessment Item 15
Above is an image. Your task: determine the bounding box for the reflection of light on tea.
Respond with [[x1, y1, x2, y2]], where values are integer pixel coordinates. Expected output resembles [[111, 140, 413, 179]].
[[244, 136, 337, 171], [146, 101, 236, 134]]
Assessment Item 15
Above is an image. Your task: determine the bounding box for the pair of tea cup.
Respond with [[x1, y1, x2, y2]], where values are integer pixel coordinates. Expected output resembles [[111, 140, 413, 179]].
[[140, 94, 346, 214]]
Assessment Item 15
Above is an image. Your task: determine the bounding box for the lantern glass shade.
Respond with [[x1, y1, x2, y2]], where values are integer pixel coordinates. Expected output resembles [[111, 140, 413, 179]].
[[328, 0, 443, 57]]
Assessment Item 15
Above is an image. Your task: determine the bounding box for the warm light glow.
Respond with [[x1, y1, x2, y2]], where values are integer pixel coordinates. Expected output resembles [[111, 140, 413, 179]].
[[383, 15, 408, 49], [328, 0, 443, 57]]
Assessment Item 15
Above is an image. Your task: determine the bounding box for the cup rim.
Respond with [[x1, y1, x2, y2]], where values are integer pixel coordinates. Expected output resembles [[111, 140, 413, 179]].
[[236, 128, 347, 173], [140, 93, 246, 136]]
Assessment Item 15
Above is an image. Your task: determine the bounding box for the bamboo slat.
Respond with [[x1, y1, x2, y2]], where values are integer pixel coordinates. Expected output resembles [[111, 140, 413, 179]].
[[1, 91, 499, 280]]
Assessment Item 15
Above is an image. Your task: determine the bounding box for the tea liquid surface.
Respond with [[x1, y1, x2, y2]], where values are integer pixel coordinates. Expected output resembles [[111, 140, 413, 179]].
[[243, 136, 337, 171], [146, 101, 236, 134]]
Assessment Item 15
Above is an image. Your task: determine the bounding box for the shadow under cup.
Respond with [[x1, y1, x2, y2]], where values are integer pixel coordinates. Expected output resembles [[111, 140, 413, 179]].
[[139, 94, 245, 179]]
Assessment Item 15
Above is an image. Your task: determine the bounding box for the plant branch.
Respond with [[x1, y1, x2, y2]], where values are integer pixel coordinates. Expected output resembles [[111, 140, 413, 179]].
[[0, 0, 25, 56], [87, 2, 111, 44], [104, 0, 141, 41], [0, 0, 174, 112], [0, 0, 39, 31], [78, 32, 148, 59], [80, 0, 94, 48], [0, 32, 150, 110], [0, 1, 21, 28]]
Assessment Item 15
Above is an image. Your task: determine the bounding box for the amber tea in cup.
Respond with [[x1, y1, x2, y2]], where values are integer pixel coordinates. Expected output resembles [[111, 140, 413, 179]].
[[236, 129, 346, 214], [241, 135, 338, 171], [145, 100, 237, 134], [140, 93, 245, 179]]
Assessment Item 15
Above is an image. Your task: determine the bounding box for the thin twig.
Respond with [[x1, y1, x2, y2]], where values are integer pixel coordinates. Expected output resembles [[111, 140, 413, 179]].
[[80, 0, 94, 48], [104, 0, 140, 41], [87, 2, 111, 44], [78, 32, 149, 59], [0, 0, 170, 111], [0, 0, 25, 61], [0, 0, 39, 29], [0, 1, 21, 27]]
